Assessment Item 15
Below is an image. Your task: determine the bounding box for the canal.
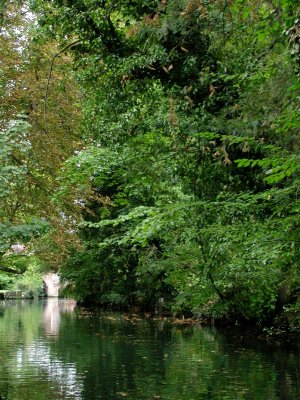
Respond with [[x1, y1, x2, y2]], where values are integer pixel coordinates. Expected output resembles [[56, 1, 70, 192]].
[[0, 299, 299, 399]]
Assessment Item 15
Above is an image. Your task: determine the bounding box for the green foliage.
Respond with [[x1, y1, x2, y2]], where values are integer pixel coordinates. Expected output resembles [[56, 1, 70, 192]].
[[0, 118, 30, 201], [0, 117, 51, 275], [0, 271, 16, 290], [20, 0, 300, 330], [15, 258, 44, 298], [0, 0, 81, 277]]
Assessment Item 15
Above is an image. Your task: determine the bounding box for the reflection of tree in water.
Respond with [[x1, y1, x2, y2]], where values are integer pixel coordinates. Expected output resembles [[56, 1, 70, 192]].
[[50, 314, 173, 399], [202, 330, 300, 400], [268, 350, 300, 400], [0, 302, 300, 399]]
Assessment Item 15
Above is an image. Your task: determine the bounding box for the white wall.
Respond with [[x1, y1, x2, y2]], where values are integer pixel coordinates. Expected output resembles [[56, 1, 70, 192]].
[[43, 273, 60, 297]]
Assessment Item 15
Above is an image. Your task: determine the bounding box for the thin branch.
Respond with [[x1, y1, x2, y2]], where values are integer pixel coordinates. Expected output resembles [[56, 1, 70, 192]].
[[44, 39, 83, 133], [208, 270, 225, 300]]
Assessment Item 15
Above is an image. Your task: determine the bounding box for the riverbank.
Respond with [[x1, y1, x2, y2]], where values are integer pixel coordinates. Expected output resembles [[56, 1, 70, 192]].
[[0, 290, 23, 300]]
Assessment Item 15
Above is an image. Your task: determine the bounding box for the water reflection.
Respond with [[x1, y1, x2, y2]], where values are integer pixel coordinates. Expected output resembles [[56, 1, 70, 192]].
[[0, 300, 299, 400], [13, 299, 83, 398], [0, 299, 80, 400], [15, 342, 83, 399], [43, 298, 76, 336], [43, 299, 61, 336]]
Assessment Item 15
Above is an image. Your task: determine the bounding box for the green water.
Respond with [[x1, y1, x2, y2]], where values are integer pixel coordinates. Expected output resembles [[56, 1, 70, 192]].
[[0, 299, 299, 400]]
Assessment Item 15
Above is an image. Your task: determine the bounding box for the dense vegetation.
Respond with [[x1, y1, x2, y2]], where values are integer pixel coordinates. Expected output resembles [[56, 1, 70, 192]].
[[1, 0, 299, 332]]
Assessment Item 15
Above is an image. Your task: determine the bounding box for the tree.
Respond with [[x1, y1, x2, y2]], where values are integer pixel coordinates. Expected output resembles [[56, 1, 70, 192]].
[[0, 1, 81, 282], [12, 0, 300, 329]]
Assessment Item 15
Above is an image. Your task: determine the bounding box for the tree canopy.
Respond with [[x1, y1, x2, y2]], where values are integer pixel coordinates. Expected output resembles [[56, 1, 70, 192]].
[[0, 0, 299, 332]]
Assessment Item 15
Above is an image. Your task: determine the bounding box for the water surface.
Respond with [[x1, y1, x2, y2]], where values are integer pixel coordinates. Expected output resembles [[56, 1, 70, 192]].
[[0, 299, 299, 399]]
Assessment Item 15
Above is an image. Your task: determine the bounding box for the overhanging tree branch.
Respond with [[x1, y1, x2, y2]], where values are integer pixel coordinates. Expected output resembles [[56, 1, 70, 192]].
[[44, 39, 83, 133]]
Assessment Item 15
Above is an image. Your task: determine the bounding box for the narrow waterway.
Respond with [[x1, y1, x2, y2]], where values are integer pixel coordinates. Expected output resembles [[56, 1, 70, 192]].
[[0, 299, 299, 400]]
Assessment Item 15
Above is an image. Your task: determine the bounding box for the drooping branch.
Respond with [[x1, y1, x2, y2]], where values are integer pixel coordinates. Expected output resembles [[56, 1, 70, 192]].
[[44, 39, 83, 133]]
